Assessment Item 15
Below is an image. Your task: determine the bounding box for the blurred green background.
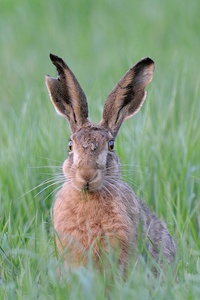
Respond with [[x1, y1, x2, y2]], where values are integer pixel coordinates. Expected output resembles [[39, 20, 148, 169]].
[[0, 0, 200, 299]]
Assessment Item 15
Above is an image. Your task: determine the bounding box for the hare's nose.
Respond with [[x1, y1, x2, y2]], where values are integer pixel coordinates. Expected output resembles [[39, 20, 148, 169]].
[[78, 168, 99, 183], [75, 168, 102, 191]]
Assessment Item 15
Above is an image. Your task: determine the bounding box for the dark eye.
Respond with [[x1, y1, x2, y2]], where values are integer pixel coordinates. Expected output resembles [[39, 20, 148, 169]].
[[68, 140, 73, 151], [108, 140, 114, 151]]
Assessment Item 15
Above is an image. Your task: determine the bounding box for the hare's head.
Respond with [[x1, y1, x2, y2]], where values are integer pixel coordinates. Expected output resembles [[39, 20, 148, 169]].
[[45, 54, 154, 192]]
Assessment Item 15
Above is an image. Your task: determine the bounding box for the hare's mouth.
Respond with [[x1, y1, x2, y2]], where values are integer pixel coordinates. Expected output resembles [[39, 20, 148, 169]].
[[83, 182, 90, 191], [73, 169, 103, 192], [81, 183, 98, 192], [71, 183, 102, 193]]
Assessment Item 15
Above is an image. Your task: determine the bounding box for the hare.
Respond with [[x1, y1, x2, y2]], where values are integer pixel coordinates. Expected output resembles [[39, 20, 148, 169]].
[[45, 54, 176, 269]]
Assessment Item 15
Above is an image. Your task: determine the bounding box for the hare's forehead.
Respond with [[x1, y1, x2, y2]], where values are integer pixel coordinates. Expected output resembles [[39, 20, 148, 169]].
[[71, 127, 113, 147]]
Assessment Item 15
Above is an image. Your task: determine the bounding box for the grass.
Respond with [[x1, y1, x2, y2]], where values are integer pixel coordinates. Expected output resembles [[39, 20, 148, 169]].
[[0, 0, 200, 299]]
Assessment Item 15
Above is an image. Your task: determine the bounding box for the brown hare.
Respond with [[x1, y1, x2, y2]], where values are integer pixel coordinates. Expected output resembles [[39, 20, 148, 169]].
[[45, 54, 176, 269]]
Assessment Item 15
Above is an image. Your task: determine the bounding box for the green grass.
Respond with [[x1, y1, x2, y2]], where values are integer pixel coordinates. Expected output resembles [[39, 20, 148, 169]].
[[0, 0, 200, 299]]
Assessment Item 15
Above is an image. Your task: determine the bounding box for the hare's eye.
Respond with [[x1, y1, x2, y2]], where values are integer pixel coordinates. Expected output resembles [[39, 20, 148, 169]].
[[108, 140, 114, 151], [68, 140, 73, 151]]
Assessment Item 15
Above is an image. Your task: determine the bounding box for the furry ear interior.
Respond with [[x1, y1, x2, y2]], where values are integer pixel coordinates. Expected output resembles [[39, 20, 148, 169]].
[[45, 54, 90, 133], [100, 57, 155, 137]]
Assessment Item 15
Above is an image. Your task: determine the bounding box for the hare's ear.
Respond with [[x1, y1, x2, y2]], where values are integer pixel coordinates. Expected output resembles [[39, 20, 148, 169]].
[[45, 54, 90, 133], [100, 57, 154, 137]]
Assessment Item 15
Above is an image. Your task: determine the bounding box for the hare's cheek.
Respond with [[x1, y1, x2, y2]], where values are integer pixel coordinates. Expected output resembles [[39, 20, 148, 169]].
[[96, 149, 108, 169], [62, 156, 73, 177], [106, 152, 120, 173]]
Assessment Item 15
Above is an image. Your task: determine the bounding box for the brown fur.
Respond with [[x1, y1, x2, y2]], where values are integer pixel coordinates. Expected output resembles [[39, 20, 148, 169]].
[[54, 181, 139, 268], [45, 54, 176, 269]]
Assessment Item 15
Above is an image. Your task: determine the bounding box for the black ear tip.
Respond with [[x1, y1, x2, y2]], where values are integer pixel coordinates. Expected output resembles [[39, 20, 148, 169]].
[[49, 53, 54, 59], [49, 53, 64, 64], [49, 53, 57, 61], [133, 57, 155, 72], [144, 57, 155, 66]]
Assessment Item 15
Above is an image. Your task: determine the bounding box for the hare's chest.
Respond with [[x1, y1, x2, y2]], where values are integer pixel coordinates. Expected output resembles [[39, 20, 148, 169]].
[[53, 192, 132, 250]]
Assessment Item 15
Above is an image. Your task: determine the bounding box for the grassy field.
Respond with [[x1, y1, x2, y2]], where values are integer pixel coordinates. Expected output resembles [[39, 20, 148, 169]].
[[0, 0, 200, 299]]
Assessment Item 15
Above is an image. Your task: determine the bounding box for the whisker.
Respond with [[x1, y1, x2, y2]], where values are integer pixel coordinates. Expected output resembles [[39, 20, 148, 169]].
[[101, 184, 115, 200], [120, 163, 144, 167], [105, 178, 140, 198], [18, 173, 66, 200], [121, 174, 141, 187], [33, 179, 65, 199], [29, 165, 61, 170], [120, 165, 149, 175], [34, 156, 63, 164], [42, 184, 64, 202], [105, 168, 144, 191], [103, 180, 129, 202]]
